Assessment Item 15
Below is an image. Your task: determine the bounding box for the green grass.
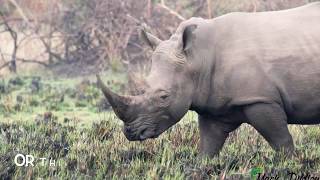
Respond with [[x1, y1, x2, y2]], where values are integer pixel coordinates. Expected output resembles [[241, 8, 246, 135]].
[[0, 74, 319, 179]]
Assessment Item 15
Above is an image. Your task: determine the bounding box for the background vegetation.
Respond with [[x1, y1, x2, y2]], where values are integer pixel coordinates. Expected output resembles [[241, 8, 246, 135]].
[[0, 0, 319, 76], [0, 75, 319, 179], [0, 0, 319, 179]]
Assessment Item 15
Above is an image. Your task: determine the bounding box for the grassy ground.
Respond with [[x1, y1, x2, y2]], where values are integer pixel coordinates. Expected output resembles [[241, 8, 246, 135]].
[[0, 74, 319, 179]]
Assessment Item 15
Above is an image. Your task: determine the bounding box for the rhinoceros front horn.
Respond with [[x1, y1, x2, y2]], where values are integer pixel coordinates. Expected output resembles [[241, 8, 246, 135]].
[[96, 75, 132, 121]]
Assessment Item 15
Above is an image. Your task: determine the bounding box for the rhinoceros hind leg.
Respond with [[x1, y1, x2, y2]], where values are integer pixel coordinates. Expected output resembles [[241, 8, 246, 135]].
[[198, 115, 240, 157], [243, 103, 294, 153]]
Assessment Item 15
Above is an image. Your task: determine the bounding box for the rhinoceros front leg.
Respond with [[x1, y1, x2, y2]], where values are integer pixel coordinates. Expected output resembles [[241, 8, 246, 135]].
[[243, 103, 294, 153], [198, 115, 240, 157]]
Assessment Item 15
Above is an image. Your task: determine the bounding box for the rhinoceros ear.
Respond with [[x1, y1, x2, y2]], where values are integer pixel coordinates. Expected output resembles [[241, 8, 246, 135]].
[[179, 24, 197, 52], [139, 28, 162, 50]]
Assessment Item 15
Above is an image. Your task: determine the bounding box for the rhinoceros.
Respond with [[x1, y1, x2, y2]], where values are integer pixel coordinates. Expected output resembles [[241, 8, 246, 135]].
[[97, 2, 320, 157]]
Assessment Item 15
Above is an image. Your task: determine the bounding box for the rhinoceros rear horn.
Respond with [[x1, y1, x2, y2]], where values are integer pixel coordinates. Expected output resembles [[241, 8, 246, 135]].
[[96, 75, 132, 121], [139, 28, 162, 50]]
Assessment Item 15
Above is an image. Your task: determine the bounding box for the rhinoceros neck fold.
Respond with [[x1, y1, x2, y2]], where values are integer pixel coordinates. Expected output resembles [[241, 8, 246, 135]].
[[189, 49, 216, 112]]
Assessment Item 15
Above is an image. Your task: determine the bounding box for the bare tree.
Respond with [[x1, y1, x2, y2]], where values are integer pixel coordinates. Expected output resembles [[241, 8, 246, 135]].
[[0, 0, 312, 76], [0, 11, 17, 72]]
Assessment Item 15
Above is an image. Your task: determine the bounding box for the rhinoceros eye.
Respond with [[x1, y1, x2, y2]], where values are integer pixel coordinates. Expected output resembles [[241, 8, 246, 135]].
[[160, 94, 169, 100], [157, 89, 170, 100]]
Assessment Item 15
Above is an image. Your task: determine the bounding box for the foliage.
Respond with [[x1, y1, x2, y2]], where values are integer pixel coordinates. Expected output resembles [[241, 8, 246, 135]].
[[0, 75, 319, 179], [1, 0, 319, 75]]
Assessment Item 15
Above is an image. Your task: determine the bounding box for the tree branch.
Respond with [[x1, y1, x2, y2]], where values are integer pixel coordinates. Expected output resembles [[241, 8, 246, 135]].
[[7, 0, 31, 25], [0, 61, 11, 70], [157, 3, 185, 21], [16, 58, 49, 67], [0, 49, 6, 62], [207, 0, 213, 18], [0, 11, 18, 73]]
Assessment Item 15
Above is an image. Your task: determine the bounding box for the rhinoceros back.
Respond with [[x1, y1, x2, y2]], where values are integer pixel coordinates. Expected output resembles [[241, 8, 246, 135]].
[[204, 2, 320, 124]]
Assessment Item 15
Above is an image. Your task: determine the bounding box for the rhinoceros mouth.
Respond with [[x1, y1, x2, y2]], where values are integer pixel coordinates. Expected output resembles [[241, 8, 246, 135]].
[[123, 122, 159, 141], [138, 128, 160, 140], [124, 130, 159, 141]]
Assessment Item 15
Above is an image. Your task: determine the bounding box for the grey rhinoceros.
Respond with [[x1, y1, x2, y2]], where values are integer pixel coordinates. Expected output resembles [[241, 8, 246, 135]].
[[97, 2, 320, 157]]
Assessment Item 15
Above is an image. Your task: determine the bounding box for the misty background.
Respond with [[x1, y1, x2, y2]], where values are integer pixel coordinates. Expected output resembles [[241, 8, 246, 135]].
[[0, 0, 318, 78]]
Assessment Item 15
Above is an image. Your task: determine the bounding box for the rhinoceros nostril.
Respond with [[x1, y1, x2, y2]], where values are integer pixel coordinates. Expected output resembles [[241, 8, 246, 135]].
[[139, 128, 149, 140], [123, 126, 132, 134]]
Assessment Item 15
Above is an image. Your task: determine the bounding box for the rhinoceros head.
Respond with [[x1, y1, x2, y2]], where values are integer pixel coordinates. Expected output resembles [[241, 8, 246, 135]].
[[97, 24, 198, 141]]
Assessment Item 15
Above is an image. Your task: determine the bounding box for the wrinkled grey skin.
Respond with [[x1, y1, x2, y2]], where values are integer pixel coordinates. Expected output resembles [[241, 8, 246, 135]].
[[97, 2, 320, 157]]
